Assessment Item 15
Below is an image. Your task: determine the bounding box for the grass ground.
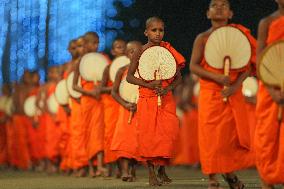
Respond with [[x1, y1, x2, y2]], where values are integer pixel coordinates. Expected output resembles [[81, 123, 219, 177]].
[[0, 166, 282, 189]]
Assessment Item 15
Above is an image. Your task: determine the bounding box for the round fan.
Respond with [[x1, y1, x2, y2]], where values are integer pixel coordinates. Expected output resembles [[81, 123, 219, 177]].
[[109, 56, 130, 82], [66, 72, 82, 99], [193, 82, 200, 97], [119, 76, 139, 103], [258, 40, 284, 122], [242, 77, 258, 97], [4, 97, 14, 116], [24, 96, 37, 117], [0, 96, 8, 112], [79, 52, 108, 82], [258, 40, 284, 87], [55, 79, 69, 105], [47, 94, 59, 114], [138, 46, 177, 81], [205, 26, 251, 70]]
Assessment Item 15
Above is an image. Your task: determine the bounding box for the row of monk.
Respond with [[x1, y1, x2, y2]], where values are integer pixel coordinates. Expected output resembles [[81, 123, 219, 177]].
[[0, 0, 284, 188]]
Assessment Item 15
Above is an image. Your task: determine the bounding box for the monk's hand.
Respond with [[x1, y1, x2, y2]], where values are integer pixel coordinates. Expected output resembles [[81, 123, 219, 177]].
[[146, 80, 162, 90], [214, 74, 230, 86], [125, 102, 137, 112], [268, 88, 284, 105], [155, 87, 169, 96], [221, 84, 238, 98], [90, 88, 101, 100]]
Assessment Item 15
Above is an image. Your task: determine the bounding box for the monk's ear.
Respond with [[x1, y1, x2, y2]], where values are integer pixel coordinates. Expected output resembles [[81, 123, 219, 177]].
[[111, 49, 116, 56], [206, 10, 211, 19], [144, 29, 148, 37], [229, 10, 233, 19]]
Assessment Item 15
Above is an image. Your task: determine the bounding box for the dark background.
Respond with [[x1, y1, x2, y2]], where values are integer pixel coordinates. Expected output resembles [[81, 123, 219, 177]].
[[115, 0, 276, 74]]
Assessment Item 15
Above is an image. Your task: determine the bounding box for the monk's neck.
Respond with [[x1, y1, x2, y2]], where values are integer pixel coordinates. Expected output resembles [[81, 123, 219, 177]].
[[146, 41, 160, 46], [278, 7, 284, 15], [211, 20, 228, 29]]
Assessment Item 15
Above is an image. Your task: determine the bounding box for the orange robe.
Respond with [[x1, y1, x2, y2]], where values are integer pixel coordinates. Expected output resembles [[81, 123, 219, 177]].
[[45, 84, 62, 162], [137, 41, 185, 165], [12, 115, 31, 169], [70, 87, 88, 169], [81, 79, 105, 162], [102, 85, 120, 163], [6, 118, 16, 166], [173, 99, 199, 165], [110, 70, 139, 160], [0, 112, 7, 165], [245, 102, 256, 153], [255, 16, 284, 184], [198, 24, 256, 174]]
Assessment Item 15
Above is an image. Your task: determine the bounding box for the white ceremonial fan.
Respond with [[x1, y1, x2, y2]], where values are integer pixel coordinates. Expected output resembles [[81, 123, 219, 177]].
[[55, 79, 70, 105], [193, 82, 200, 97], [79, 52, 108, 82], [66, 72, 82, 99], [119, 76, 139, 124], [138, 46, 177, 81], [138, 46, 177, 106], [47, 93, 59, 114], [242, 77, 258, 97], [4, 97, 14, 116], [204, 26, 252, 101], [109, 56, 131, 82], [258, 40, 284, 122], [24, 96, 37, 117], [0, 96, 8, 112]]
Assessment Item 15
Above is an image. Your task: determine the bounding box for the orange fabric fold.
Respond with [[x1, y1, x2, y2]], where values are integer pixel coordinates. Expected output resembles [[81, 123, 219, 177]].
[[255, 16, 284, 184]]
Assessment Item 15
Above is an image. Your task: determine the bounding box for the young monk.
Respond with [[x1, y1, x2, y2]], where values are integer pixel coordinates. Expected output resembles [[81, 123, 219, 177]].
[[127, 17, 185, 186], [37, 66, 61, 173], [100, 38, 127, 177], [67, 36, 89, 176], [0, 84, 11, 168], [255, 0, 284, 188], [111, 41, 142, 182], [72, 32, 107, 177], [189, 0, 256, 188], [173, 75, 200, 166], [12, 71, 33, 170]]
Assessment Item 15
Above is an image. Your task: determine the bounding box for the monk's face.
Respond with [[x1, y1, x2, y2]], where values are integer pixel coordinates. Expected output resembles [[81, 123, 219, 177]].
[[68, 42, 77, 58], [75, 38, 86, 57], [85, 37, 99, 53], [111, 40, 126, 57], [31, 73, 40, 85], [47, 67, 59, 81], [144, 21, 164, 45], [207, 0, 233, 21]]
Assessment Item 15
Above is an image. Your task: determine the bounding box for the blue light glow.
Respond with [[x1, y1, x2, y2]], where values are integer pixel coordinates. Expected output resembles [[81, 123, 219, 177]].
[[0, 0, 134, 84]]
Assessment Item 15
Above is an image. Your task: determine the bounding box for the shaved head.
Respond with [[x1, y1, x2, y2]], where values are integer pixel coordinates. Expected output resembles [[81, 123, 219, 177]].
[[145, 17, 164, 29]]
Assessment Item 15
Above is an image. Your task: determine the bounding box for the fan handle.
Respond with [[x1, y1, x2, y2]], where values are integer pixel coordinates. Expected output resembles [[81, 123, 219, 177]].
[[155, 70, 162, 106], [128, 96, 137, 124], [223, 56, 231, 102], [278, 81, 284, 124]]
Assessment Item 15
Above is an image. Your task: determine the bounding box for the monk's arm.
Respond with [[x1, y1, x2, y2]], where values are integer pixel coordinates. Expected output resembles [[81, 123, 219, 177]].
[[189, 34, 230, 86], [72, 61, 95, 96], [99, 65, 112, 94], [111, 66, 135, 111]]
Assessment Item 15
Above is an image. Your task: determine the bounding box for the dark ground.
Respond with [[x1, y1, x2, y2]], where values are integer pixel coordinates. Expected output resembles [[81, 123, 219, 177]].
[[1, 166, 283, 189]]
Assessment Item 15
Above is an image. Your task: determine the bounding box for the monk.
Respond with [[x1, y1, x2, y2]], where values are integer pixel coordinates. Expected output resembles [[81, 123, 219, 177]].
[[173, 75, 200, 166], [37, 66, 62, 173], [189, 0, 256, 188], [255, 0, 284, 188], [68, 36, 88, 176], [0, 84, 11, 167], [127, 17, 185, 186], [72, 32, 107, 177], [100, 38, 126, 177], [12, 71, 33, 170], [57, 40, 76, 173], [111, 41, 142, 182]]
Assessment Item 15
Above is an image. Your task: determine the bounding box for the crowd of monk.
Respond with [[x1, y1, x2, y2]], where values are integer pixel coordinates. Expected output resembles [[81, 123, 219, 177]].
[[0, 0, 284, 188]]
